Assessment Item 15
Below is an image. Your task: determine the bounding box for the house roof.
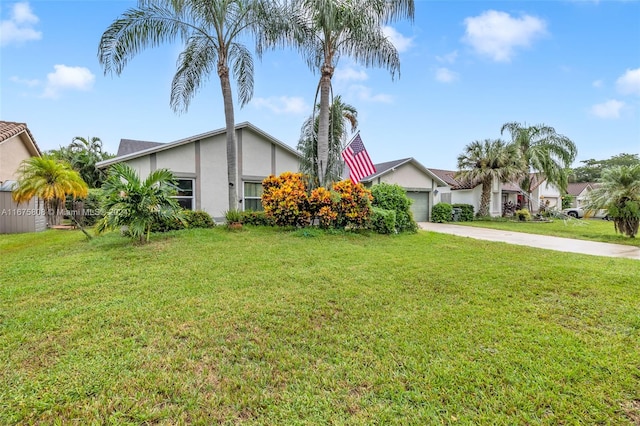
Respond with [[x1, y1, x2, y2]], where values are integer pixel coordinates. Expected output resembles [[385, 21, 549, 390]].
[[116, 139, 164, 157], [360, 157, 448, 186], [0, 121, 41, 156], [97, 122, 301, 169], [427, 168, 477, 190], [566, 182, 593, 196]]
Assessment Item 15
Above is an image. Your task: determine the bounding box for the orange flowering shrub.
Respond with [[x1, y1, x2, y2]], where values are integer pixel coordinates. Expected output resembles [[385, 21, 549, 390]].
[[261, 172, 310, 227], [309, 187, 339, 229], [332, 180, 373, 228]]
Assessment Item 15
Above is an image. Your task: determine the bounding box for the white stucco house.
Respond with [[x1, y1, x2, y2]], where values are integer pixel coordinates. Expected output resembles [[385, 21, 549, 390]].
[[566, 182, 595, 208], [0, 121, 46, 234], [359, 158, 447, 222], [96, 122, 301, 220]]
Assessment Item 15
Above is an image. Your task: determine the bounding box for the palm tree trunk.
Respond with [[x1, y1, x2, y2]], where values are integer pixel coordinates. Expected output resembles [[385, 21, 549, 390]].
[[219, 62, 239, 211], [317, 64, 333, 187], [479, 178, 492, 217]]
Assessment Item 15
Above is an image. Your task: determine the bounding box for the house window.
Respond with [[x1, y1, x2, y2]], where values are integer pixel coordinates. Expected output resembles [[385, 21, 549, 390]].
[[244, 182, 263, 211], [441, 192, 451, 204], [174, 179, 194, 210]]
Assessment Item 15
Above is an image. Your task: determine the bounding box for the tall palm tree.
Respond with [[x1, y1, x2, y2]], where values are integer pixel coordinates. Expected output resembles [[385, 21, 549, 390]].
[[456, 139, 524, 217], [298, 95, 357, 187], [97, 163, 184, 243], [98, 0, 270, 210], [501, 122, 577, 203], [586, 165, 640, 238], [274, 0, 414, 186], [69, 136, 110, 188], [12, 156, 89, 227]]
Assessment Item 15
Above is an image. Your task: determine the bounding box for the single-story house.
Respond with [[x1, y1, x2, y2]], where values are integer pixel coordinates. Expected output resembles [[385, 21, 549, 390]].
[[96, 122, 301, 220], [0, 121, 46, 234], [359, 158, 447, 222], [566, 182, 595, 208]]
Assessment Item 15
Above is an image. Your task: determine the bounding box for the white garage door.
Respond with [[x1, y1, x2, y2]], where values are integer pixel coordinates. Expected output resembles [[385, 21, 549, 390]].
[[407, 191, 429, 222]]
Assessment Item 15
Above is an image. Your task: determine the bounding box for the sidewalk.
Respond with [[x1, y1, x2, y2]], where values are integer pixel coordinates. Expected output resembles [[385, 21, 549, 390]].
[[418, 222, 640, 260]]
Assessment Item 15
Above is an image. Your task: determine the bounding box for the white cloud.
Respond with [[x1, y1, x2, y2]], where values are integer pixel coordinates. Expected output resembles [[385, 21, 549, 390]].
[[42, 65, 95, 99], [592, 79, 603, 88], [10, 75, 40, 87], [251, 96, 309, 114], [435, 67, 458, 83], [616, 68, 640, 96], [0, 2, 41, 47], [382, 26, 413, 53], [436, 51, 458, 64], [462, 10, 547, 62], [348, 85, 393, 103], [335, 66, 368, 82], [590, 99, 625, 119]]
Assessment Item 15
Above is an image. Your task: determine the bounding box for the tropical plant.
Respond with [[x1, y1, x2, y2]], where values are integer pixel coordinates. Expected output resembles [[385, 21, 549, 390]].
[[456, 139, 524, 217], [570, 153, 640, 183], [98, 0, 273, 211], [586, 165, 640, 238], [49, 136, 113, 188], [261, 172, 310, 227], [273, 0, 414, 186], [12, 156, 89, 227], [298, 95, 357, 188], [500, 122, 577, 205], [96, 163, 184, 243]]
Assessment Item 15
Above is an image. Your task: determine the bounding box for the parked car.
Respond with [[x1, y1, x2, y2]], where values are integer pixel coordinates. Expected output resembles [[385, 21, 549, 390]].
[[562, 207, 610, 219]]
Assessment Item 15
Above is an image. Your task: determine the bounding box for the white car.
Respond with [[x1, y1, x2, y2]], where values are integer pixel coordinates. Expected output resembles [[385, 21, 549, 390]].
[[562, 207, 610, 220]]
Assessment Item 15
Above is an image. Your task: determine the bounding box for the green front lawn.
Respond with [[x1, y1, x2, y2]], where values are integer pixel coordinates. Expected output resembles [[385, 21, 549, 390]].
[[1, 227, 639, 424], [456, 218, 640, 247]]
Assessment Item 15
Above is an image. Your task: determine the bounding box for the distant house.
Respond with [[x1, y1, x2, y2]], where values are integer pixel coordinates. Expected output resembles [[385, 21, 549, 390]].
[[566, 182, 595, 208], [359, 158, 447, 222], [96, 122, 301, 220], [0, 121, 46, 234]]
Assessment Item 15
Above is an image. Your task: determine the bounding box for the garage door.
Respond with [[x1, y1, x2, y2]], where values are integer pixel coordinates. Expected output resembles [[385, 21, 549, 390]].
[[407, 191, 429, 222]]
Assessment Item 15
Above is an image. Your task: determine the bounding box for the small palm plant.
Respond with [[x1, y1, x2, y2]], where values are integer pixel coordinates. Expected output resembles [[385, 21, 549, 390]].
[[96, 164, 184, 243]]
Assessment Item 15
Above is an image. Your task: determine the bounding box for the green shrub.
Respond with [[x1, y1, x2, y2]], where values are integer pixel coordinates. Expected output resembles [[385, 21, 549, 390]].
[[371, 207, 396, 234], [261, 172, 310, 227], [184, 210, 215, 228], [516, 208, 531, 221], [371, 183, 418, 233], [432, 203, 453, 223], [452, 203, 474, 222], [240, 210, 274, 226], [561, 195, 574, 210], [224, 209, 243, 224]]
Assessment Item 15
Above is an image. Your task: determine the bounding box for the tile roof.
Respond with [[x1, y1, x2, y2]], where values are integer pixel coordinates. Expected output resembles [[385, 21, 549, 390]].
[[566, 182, 593, 196], [0, 121, 41, 154], [427, 168, 477, 189]]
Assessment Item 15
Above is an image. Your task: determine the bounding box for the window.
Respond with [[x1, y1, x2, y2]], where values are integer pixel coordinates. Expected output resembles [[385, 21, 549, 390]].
[[440, 192, 451, 204], [174, 179, 194, 210], [243, 182, 263, 211]]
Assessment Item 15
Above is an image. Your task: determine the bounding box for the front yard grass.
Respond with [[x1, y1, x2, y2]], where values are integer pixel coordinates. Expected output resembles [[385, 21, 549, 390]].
[[1, 227, 639, 424], [456, 218, 640, 247]]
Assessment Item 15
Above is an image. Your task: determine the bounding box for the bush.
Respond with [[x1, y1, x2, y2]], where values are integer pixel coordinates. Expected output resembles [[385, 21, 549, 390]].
[[261, 172, 310, 227], [371, 183, 418, 233], [452, 203, 474, 222], [561, 195, 574, 210], [371, 207, 396, 234], [332, 180, 373, 229], [515, 208, 531, 221], [239, 210, 273, 226], [309, 186, 339, 229], [184, 210, 215, 228], [432, 203, 453, 223]]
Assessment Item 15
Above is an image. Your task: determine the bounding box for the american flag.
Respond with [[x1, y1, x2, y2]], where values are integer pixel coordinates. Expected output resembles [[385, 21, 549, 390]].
[[341, 133, 376, 184]]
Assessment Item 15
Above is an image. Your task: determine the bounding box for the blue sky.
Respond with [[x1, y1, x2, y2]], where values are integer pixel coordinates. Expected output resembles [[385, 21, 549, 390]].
[[1, 0, 638, 170]]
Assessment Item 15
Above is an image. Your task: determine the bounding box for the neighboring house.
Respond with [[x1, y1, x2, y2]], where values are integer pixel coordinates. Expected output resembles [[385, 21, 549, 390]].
[[359, 158, 447, 222], [96, 122, 301, 220], [0, 121, 46, 234], [566, 182, 595, 208], [428, 168, 507, 217], [527, 173, 562, 212]]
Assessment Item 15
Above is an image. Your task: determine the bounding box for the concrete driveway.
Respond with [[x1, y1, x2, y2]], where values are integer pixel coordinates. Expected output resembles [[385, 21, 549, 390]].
[[418, 222, 640, 260]]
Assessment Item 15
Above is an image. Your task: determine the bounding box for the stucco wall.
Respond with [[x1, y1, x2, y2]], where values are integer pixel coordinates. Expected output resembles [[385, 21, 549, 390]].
[[0, 134, 32, 182], [374, 163, 435, 189], [156, 143, 196, 174]]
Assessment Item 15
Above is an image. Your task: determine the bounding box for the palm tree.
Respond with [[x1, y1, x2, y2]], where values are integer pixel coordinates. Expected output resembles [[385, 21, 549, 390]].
[[96, 163, 184, 243], [586, 165, 640, 238], [501, 122, 577, 206], [69, 136, 110, 188], [456, 139, 524, 217], [274, 0, 414, 186], [298, 95, 357, 187], [12, 156, 89, 227], [98, 0, 270, 210]]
